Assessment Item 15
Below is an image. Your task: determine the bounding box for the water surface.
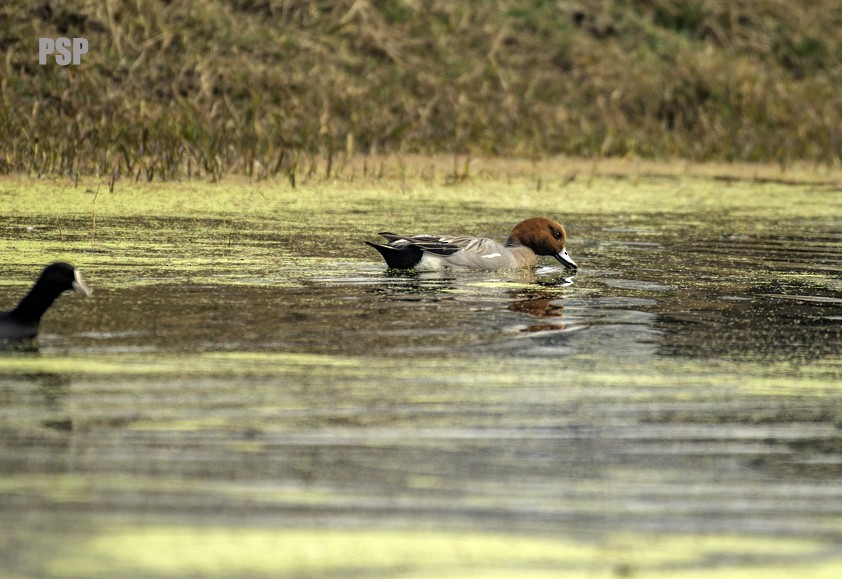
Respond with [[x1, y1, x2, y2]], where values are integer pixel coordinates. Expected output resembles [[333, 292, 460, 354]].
[[1, 161, 841, 577]]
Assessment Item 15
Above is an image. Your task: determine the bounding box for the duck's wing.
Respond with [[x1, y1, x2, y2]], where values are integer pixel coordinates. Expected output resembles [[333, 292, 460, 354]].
[[379, 233, 525, 269], [377, 233, 486, 256]]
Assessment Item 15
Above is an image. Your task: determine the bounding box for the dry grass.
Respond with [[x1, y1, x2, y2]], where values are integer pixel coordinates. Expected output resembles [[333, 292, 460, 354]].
[[2, 0, 841, 180]]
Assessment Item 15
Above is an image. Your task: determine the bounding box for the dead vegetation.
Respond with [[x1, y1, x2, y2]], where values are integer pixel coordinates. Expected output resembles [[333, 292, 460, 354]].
[[2, 0, 840, 180]]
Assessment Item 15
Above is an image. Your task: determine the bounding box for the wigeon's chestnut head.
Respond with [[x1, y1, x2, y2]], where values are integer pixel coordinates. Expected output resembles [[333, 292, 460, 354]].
[[507, 217, 577, 269], [365, 217, 577, 272]]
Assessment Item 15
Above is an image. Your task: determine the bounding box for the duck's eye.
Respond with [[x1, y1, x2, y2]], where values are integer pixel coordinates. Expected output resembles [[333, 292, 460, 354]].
[[550, 227, 562, 240]]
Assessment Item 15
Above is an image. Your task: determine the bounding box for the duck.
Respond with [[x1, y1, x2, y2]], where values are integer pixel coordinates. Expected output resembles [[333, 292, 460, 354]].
[[365, 217, 577, 271], [0, 262, 91, 341]]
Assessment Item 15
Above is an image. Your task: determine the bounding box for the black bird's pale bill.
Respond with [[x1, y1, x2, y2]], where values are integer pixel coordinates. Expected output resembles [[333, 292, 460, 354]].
[[72, 269, 92, 297]]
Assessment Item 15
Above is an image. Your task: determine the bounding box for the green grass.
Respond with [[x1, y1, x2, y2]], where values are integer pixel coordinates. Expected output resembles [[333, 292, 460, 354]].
[[1, 0, 841, 178]]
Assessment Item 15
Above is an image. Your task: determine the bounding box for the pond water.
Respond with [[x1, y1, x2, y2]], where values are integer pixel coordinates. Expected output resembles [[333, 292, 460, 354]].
[[1, 160, 841, 577]]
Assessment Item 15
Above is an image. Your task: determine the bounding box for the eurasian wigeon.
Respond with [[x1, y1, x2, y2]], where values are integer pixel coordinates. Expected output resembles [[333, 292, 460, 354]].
[[365, 217, 577, 271], [0, 262, 91, 341]]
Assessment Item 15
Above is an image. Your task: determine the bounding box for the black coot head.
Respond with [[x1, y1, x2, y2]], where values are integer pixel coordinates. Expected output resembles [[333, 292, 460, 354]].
[[38, 262, 92, 297]]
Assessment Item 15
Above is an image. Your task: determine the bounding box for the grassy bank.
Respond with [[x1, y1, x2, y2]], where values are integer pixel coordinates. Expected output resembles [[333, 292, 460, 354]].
[[2, 0, 841, 179]]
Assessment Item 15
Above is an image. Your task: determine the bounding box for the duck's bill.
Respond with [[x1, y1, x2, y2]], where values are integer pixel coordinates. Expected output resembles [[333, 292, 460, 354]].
[[554, 250, 577, 270], [72, 269, 92, 297]]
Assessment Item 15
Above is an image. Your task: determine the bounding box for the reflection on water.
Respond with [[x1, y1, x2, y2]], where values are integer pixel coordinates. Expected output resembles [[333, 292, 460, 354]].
[[1, 209, 841, 577]]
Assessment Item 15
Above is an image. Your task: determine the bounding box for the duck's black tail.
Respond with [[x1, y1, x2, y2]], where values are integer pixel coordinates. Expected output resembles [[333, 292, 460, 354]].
[[364, 240, 423, 269]]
